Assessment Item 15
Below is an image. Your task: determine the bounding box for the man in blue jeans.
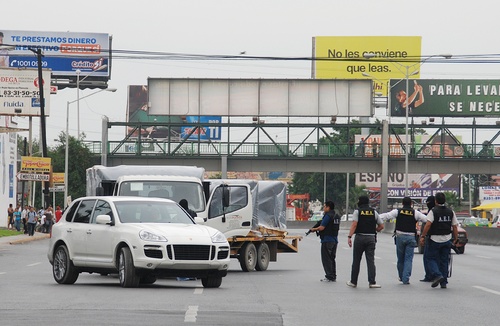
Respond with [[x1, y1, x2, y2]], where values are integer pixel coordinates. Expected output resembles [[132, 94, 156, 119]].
[[419, 192, 459, 289], [379, 197, 427, 284]]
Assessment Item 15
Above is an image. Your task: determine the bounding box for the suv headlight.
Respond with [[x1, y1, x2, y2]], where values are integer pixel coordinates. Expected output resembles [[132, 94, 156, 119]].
[[211, 231, 227, 243], [139, 230, 167, 242]]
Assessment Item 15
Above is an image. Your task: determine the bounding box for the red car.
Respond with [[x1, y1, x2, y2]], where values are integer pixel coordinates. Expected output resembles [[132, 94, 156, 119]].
[[416, 221, 468, 254]]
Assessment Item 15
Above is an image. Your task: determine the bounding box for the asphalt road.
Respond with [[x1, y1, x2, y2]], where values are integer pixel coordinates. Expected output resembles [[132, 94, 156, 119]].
[[1, 230, 499, 326]]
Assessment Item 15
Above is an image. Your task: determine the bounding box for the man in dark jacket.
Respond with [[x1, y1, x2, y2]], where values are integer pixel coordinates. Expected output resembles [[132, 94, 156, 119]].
[[309, 201, 340, 282], [419, 192, 459, 289], [346, 195, 384, 288]]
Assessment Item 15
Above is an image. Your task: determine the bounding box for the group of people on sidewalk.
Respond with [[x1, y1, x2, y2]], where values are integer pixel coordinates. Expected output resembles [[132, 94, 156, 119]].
[[6, 204, 63, 236], [309, 192, 459, 289]]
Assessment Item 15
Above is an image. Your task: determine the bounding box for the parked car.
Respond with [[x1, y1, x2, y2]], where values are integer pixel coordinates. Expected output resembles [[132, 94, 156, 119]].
[[462, 217, 490, 227], [491, 216, 500, 228], [341, 214, 354, 222], [309, 211, 323, 221], [47, 196, 230, 288], [416, 221, 468, 254]]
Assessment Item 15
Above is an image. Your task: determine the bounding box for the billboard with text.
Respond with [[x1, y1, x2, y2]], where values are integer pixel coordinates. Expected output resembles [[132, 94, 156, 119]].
[[0, 29, 110, 80], [389, 79, 500, 117], [312, 36, 422, 96]]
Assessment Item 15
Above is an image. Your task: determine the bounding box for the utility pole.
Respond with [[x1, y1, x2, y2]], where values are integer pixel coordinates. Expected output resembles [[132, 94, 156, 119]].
[[30, 48, 50, 208]]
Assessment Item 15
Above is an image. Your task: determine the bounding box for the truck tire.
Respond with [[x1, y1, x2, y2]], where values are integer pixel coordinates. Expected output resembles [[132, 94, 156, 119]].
[[255, 243, 270, 271], [239, 242, 257, 272]]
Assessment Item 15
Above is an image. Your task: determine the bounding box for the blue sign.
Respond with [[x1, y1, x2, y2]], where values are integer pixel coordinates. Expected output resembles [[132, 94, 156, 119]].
[[9, 56, 109, 76], [181, 116, 221, 141]]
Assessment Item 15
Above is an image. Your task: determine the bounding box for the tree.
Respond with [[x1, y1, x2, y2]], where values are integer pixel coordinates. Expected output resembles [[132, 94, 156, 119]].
[[50, 132, 100, 206]]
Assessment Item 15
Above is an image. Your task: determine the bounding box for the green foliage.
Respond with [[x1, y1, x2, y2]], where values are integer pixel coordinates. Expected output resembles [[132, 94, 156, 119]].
[[289, 172, 366, 214], [444, 191, 460, 210], [17, 133, 98, 208]]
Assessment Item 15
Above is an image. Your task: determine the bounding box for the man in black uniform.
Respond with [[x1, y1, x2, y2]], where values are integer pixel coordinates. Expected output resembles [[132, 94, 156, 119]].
[[309, 201, 340, 282], [419, 192, 459, 288], [346, 196, 384, 288], [379, 197, 427, 284], [420, 196, 435, 282]]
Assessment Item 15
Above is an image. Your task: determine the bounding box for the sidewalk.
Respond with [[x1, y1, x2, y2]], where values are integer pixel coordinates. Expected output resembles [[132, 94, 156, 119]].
[[0, 232, 50, 246]]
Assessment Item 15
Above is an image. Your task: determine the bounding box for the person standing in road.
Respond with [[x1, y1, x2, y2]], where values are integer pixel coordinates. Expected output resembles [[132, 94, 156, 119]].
[[346, 195, 384, 288], [420, 196, 435, 282], [379, 197, 427, 284], [419, 192, 459, 289], [27, 206, 38, 236], [308, 201, 340, 282]]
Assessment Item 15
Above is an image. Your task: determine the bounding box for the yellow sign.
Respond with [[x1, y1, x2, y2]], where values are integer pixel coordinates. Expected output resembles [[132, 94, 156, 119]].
[[313, 36, 422, 96], [21, 156, 51, 173], [52, 172, 65, 184]]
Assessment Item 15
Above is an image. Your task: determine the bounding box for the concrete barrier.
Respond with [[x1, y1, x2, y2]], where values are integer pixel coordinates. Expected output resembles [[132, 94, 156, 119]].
[[287, 221, 500, 247], [462, 226, 500, 246]]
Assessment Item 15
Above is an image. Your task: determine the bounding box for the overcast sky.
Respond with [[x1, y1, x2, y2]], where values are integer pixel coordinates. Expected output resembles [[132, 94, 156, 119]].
[[4, 0, 500, 146]]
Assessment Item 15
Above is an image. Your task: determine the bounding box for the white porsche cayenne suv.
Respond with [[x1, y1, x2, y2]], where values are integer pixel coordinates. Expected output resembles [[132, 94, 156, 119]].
[[47, 196, 230, 288]]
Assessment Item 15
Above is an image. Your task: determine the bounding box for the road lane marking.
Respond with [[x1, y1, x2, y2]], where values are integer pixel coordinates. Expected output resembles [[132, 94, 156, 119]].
[[476, 255, 492, 259], [473, 286, 500, 296], [184, 305, 198, 323], [26, 262, 42, 267], [194, 288, 203, 295], [0, 272, 6, 275], [375, 256, 381, 260]]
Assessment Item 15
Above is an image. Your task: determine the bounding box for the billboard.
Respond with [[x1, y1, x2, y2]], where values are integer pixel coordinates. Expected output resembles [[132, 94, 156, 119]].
[[389, 79, 500, 117], [312, 36, 422, 96], [355, 134, 461, 199], [148, 78, 372, 117], [0, 29, 110, 80], [127, 85, 221, 140], [0, 68, 51, 116]]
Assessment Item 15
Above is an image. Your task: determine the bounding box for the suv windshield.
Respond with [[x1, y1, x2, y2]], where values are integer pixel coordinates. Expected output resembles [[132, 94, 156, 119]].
[[115, 201, 195, 224], [118, 181, 205, 212]]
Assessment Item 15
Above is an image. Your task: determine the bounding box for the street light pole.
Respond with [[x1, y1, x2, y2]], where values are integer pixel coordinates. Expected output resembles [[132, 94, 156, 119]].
[[75, 65, 108, 138], [363, 53, 452, 198], [404, 66, 410, 196], [76, 69, 80, 137], [64, 88, 116, 208]]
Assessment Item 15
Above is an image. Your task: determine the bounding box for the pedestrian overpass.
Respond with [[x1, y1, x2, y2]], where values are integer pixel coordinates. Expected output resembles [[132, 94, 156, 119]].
[[87, 118, 500, 175]]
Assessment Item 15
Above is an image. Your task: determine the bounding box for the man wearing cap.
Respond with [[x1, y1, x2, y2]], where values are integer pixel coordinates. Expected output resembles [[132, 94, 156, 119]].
[[419, 192, 459, 289], [346, 195, 384, 288], [379, 197, 427, 284]]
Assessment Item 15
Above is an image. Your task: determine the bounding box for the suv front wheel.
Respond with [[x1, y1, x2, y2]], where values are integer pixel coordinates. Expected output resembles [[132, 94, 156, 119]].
[[53, 244, 79, 284], [118, 247, 140, 288]]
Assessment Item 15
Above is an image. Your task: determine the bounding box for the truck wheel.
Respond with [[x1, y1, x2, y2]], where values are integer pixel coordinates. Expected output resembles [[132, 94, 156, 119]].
[[201, 276, 222, 288], [118, 247, 140, 288], [255, 243, 270, 271], [239, 243, 257, 272]]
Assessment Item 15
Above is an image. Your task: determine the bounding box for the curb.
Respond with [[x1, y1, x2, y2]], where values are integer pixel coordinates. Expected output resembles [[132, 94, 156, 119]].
[[2, 234, 50, 245]]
